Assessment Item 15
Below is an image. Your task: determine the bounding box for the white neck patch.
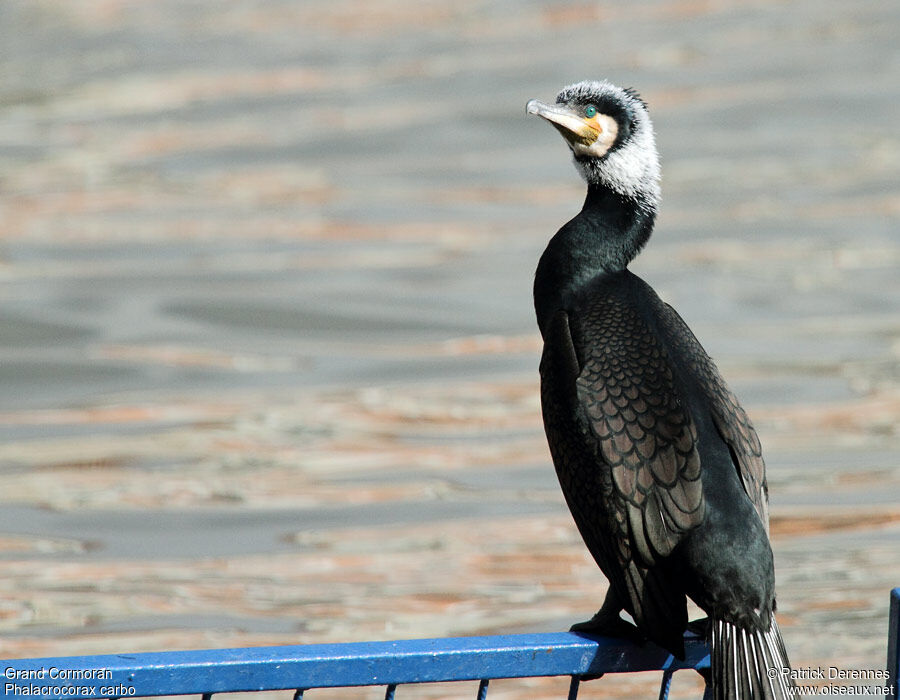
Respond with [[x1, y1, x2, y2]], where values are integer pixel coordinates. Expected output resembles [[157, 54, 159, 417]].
[[558, 80, 661, 212]]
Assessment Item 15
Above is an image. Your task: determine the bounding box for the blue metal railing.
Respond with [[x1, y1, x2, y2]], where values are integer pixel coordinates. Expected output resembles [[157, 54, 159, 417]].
[[2, 630, 710, 699], [7, 587, 900, 698], [888, 587, 900, 697]]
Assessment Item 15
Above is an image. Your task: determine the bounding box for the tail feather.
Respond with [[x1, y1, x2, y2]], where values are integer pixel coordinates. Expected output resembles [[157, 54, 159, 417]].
[[711, 616, 796, 699]]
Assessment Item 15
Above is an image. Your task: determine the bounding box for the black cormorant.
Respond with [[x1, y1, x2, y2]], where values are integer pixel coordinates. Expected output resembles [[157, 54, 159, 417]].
[[527, 80, 795, 699]]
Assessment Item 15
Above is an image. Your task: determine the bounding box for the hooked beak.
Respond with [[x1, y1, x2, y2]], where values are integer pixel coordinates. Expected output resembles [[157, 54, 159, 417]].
[[526, 99, 600, 147]]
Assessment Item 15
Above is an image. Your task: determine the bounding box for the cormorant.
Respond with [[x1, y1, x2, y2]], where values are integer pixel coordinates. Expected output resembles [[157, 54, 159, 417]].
[[527, 80, 795, 699]]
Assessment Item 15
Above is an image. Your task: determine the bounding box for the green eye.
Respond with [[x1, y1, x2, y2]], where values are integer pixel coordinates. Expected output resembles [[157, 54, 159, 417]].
[[584, 105, 597, 118]]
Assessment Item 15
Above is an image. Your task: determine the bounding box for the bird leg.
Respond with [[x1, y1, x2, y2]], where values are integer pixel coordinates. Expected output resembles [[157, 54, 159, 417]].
[[686, 616, 710, 637], [569, 588, 643, 644], [685, 618, 713, 689], [568, 589, 645, 682]]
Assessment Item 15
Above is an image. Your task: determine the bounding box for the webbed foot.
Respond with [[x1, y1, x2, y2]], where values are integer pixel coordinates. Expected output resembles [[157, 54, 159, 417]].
[[686, 616, 710, 637], [569, 607, 644, 682], [686, 618, 712, 688], [569, 609, 644, 645]]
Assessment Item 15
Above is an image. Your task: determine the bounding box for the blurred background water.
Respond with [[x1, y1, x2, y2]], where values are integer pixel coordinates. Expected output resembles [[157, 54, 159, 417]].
[[0, 1, 898, 697]]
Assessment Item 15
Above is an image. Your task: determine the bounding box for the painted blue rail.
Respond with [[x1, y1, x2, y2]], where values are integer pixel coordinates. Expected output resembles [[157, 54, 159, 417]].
[[888, 587, 900, 697], [8, 587, 900, 698], [2, 631, 710, 699]]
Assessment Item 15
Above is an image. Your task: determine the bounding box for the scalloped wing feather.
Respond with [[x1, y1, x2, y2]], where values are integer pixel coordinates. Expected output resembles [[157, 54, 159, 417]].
[[658, 303, 770, 533], [574, 296, 705, 568]]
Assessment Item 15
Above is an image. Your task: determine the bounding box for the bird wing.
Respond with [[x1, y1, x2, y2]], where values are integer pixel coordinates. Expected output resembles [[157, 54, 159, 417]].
[[571, 295, 706, 569], [540, 303, 698, 651], [659, 302, 770, 532]]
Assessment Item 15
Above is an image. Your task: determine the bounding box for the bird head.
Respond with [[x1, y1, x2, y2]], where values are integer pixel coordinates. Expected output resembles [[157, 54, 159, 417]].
[[527, 80, 660, 209]]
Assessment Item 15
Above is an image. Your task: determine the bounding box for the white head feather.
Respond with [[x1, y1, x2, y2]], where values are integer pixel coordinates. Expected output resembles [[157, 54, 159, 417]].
[[556, 80, 661, 213]]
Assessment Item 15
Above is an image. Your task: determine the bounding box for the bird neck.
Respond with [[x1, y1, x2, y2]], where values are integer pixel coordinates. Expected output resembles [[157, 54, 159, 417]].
[[578, 183, 656, 267], [533, 183, 656, 334]]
